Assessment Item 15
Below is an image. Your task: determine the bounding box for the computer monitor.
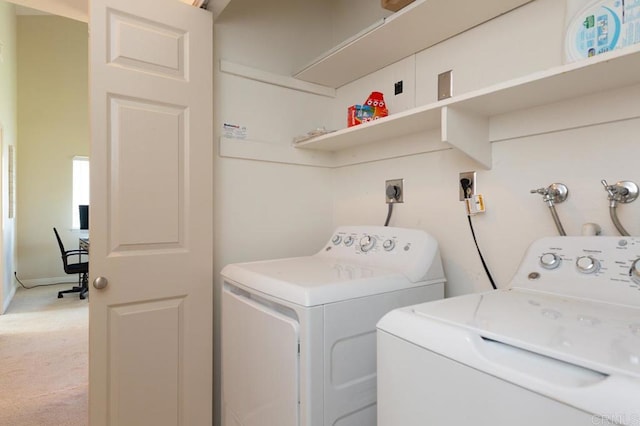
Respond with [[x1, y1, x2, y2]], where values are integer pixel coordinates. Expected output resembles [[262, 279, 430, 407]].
[[79, 205, 89, 230]]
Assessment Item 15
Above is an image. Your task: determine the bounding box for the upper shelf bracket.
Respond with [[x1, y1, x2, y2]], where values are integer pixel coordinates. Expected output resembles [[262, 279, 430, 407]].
[[441, 106, 491, 169]]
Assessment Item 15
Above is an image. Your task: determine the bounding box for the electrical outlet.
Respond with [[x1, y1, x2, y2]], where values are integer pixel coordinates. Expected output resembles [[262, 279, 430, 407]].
[[438, 70, 453, 100], [394, 80, 403, 95], [385, 179, 404, 204], [459, 171, 476, 201]]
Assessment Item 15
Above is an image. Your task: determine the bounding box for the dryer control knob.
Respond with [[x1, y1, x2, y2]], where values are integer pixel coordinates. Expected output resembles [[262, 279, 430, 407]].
[[344, 236, 354, 247], [630, 258, 640, 285], [383, 239, 395, 251], [359, 235, 376, 252], [332, 235, 342, 245], [576, 256, 600, 274], [539, 253, 561, 270]]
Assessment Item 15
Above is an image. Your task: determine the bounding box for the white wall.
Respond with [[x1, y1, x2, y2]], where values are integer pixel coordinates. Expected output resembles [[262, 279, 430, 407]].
[[327, 0, 391, 53], [0, 1, 17, 313], [8, 0, 87, 22], [213, 0, 341, 263], [413, 0, 564, 105], [215, 0, 391, 76], [16, 15, 89, 283], [215, 0, 330, 76]]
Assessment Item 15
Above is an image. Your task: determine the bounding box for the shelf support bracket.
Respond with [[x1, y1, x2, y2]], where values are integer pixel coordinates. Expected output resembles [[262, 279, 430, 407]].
[[441, 106, 491, 170]]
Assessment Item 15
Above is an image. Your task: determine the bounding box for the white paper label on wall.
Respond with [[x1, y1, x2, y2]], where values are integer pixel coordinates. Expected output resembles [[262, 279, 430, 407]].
[[565, 0, 640, 63], [223, 123, 247, 140]]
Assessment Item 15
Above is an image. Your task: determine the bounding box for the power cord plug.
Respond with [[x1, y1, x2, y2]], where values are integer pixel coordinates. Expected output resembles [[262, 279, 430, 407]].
[[460, 178, 472, 199], [386, 185, 402, 203]]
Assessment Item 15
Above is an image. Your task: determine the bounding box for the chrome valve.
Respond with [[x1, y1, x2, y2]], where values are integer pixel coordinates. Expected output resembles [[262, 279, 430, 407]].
[[601, 180, 638, 204], [530, 183, 569, 206], [601, 179, 638, 237], [530, 183, 568, 236]]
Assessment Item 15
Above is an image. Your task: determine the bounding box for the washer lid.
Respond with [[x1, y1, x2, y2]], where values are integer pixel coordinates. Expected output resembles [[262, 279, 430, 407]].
[[221, 256, 427, 306], [378, 288, 640, 379]]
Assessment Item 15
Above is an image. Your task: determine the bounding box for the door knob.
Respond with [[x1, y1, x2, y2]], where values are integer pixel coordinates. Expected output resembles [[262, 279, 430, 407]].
[[93, 276, 108, 289]]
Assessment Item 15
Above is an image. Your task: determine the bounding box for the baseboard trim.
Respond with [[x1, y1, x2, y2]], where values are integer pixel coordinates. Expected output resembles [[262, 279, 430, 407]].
[[18, 276, 77, 287], [2, 284, 16, 314]]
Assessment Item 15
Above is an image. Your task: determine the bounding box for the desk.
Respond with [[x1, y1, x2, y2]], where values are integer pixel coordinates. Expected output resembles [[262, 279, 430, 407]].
[[79, 237, 90, 253]]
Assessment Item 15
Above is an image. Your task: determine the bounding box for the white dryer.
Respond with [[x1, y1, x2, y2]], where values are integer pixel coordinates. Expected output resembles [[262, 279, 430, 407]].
[[377, 236, 640, 426], [221, 226, 445, 426]]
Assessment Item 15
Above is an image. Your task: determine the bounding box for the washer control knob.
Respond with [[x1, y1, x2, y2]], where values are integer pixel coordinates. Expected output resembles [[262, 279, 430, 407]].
[[359, 235, 376, 252], [331, 235, 342, 245], [630, 258, 640, 285], [539, 253, 561, 270], [344, 236, 354, 247], [383, 239, 395, 251], [576, 256, 600, 274]]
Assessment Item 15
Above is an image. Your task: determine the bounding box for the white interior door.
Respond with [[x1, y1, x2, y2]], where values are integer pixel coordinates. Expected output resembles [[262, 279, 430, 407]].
[[88, 1, 213, 425]]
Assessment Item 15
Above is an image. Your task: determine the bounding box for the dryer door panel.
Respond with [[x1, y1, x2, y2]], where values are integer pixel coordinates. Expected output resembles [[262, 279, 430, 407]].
[[222, 286, 300, 426], [323, 285, 442, 426]]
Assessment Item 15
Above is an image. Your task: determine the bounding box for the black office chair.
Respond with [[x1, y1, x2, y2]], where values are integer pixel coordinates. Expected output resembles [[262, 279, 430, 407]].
[[53, 227, 89, 300]]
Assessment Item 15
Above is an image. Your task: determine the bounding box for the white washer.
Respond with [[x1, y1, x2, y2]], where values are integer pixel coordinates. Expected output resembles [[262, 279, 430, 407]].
[[221, 226, 446, 426], [377, 236, 640, 426]]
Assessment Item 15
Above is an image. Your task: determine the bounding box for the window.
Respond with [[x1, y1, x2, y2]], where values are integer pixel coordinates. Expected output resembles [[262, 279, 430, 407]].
[[72, 156, 90, 229]]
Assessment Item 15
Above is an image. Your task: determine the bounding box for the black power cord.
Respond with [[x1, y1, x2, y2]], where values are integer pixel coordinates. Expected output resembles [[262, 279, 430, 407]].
[[460, 178, 497, 290], [384, 184, 402, 226], [466, 216, 497, 290], [384, 203, 394, 226], [14, 271, 76, 290]]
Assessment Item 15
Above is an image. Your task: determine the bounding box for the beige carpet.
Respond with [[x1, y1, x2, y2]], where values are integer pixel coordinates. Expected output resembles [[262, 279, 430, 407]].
[[0, 283, 88, 426]]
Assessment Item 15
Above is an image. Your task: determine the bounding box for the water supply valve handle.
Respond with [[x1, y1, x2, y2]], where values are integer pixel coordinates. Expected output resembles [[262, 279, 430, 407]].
[[531, 183, 568, 204], [601, 179, 616, 200], [530, 187, 547, 195]]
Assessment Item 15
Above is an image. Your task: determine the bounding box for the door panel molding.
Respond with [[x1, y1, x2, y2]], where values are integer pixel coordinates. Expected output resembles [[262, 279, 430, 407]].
[[108, 297, 185, 425], [107, 8, 187, 80], [107, 95, 186, 253]]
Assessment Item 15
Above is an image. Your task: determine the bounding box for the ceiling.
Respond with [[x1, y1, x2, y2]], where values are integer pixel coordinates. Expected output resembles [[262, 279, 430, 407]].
[[11, 0, 87, 22]]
